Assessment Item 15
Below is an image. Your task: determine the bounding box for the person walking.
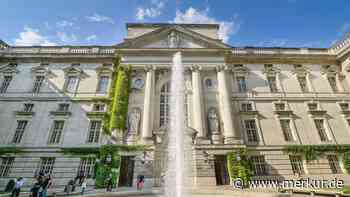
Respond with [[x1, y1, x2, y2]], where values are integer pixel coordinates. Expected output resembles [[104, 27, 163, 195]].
[[41, 174, 52, 197], [106, 177, 113, 192], [11, 177, 24, 197], [30, 180, 41, 197], [136, 175, 145, 190], [81, 178, 87, 195]]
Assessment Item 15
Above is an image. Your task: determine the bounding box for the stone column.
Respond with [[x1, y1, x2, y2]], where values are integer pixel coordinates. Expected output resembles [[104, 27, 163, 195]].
[[141, 66, 155, 144], [191, 66, 206, 140], [216, 65, 240, 144]]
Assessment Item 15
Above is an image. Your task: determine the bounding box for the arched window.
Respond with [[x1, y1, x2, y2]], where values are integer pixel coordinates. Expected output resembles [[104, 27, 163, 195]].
[[160, 82, 170, 127]]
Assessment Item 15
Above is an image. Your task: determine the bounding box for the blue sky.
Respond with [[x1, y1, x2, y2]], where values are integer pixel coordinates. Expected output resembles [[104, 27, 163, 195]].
[[1, 0, 349, 48]]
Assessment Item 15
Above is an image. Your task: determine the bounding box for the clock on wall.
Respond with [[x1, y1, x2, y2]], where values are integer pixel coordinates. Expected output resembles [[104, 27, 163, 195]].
[[132, 78, 144, 90]]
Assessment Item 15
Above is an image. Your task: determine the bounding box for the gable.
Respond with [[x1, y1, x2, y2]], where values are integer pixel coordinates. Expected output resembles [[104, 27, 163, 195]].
[[116, 25, 231, 49]]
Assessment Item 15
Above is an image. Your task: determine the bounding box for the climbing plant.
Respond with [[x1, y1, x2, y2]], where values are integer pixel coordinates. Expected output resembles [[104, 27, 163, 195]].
[[62, 144, 147, 188], [0, 147, 23, 156], [283, 144, 350, 174], [102, 54, 132, 135], [226, 149, 253, 186]]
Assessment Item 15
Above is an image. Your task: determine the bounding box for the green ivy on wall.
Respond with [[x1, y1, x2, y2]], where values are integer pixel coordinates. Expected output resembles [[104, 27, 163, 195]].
[[283, 144, 350, 174], [226, 149, 253, 187], [102, 54, 132, 135], [0, 147, 23, 156], [62, 144, 147, 188]]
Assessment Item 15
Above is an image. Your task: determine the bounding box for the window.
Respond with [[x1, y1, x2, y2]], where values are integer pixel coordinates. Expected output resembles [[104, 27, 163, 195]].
[[160, 82, 170, 127], [48, 120, 64, 144], [87, 120, 101, 143], [314, 119, 328, 141], [58, 103, 70, 112], [92, 103, 106, 112], [236, 76, 247, 93], [297, 77, 308, 92], [308, 103, 318, 111], [328, 77, 338, 92], [24, 103, 34, 112], [32, 76, 45, 93], [327, 155, 342, 174], [340, 103, 349, 111], [205, 78, 213, 89], [0, 76, 12, 93], [289, 155, 304, 175], [78, 157, 95, 178], [96, 76, 109, 93], [275, 103, 285, 111], [0, 157, 14, 177], [250, 155, 267, 176], [38, 158, 55, 174], [267, 76, 278, 92], [12, 120, 28, 143], [65, 76, 78, 92], [244, 120, 259, 142], [280, 119, 293, 141], [241, 103, 253, 112]]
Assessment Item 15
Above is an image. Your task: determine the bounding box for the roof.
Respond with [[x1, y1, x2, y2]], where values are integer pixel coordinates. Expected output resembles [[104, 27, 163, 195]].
[[126, 23, 219, 29]]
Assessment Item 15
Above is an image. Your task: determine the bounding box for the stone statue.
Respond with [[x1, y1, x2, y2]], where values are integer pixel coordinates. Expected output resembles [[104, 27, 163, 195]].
[[208, 108, 219, 133], [208, 107, 222, 144], [127, 108, 141, 135], [167, 31, 180, 48]]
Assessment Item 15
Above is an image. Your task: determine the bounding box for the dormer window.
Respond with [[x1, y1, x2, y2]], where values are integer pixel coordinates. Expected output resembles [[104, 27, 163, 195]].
[[275, 103, 285, 111], [241, 103, 253, 112], [236, 76, 247, 93], [308, 103, 318, 111], [340, 103, 349, 111], [24, 103, 34, 112], [58, 103, 70, 112], [92, 103, 106, 112]]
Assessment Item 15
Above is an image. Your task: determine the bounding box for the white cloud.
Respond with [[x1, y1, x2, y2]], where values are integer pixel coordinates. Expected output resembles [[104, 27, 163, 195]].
[[86, 35, 97, 41], [56, 20, 74, 28], [258, 39, 288, 47], [86, 14, 115, 24], [57, 32, 77, 42], [14, 27, 56, 46], [136, 0, 165, 20], [173, 7, 240, 43]]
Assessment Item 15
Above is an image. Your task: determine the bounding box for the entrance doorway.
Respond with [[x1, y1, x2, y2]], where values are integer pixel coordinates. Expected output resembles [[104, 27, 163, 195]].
[[214, 155, 229, 185], [118, 156, 135, 187]]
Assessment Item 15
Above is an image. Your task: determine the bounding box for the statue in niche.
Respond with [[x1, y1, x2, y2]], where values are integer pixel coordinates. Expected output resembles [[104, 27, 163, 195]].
[[208, 108, 219, 134], [167, 31, 181, 48], [127, 108, 141, 135]]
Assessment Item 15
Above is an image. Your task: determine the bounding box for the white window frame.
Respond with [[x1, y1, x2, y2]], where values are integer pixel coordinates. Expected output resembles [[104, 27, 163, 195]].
[[279, 118, 296, 142], [243, 119, 260, 143], [12, 120, 29, 144], [327, 154, 343, 174], [313, 118, 332, 142], [289, 155, 305, 175], [87, 119, 102, 143], [32, 75, 45, 94], [160, 82, 170, 127], [38, 157, 55, 174], [78, 157, 96, 178], [64, 75, 79, 93], [96, 75, 110, 94], [92, 103, 106, 112], [0, 75, 13, 93], [0, 157, 14, 177], [250, 155, 268, 176], [48, 120, 65, 144]]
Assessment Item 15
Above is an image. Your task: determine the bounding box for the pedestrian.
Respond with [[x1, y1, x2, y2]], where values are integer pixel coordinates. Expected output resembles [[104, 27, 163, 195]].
[[30, 180, 41, 197], [11, 177, 24, 197], [136, 175, 145, 190], [65, 179, 73, 195], [41, 174, 52, 197], [81, 178, 87, 195], [106, 177, 113, 192]]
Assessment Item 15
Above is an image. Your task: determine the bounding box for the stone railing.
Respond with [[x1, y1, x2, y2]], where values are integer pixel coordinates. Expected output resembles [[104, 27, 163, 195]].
[[0, 46, 332, 56], [330, 33, 350, 55], [231, 47, 330, 56], [0, 46, 116, 55]]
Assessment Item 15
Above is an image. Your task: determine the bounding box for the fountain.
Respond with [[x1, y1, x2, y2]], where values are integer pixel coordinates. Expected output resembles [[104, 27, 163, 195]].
[[164, 51, 189, 197]]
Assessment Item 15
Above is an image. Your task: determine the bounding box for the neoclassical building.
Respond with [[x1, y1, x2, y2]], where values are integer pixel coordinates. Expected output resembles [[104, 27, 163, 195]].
[[1, 23, 350, 189]]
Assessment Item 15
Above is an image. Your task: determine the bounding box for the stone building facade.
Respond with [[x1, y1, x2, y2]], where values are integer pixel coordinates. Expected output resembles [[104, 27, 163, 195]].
[[1, 23, 350, 189]]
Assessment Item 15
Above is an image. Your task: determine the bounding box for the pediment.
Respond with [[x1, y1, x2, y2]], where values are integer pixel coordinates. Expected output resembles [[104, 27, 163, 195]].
[[116, 26, 231, 49], [0, 63, 19, 75]]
